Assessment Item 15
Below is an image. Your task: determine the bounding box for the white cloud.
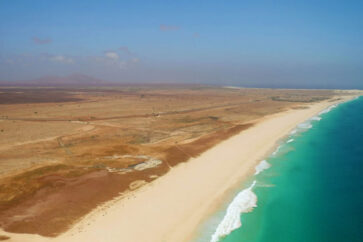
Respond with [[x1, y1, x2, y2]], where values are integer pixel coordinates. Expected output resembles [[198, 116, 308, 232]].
[[102, 49, 140, 69], [105, 51, 119, 60], [49, 55, 74, 64]]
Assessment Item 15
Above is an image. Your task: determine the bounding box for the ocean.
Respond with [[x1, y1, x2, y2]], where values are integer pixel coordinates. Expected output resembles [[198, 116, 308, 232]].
[[198, 96, 363, 242]]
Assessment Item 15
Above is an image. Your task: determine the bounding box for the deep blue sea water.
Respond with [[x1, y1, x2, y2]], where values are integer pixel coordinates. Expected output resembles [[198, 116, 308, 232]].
[[199, 96, 363, 242]]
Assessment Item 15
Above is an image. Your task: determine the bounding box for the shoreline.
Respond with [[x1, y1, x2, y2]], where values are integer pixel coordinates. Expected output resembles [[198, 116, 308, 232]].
[[1, 95, 358, 242], [206, 95, 360, 242], [208, 94, 362, 242]]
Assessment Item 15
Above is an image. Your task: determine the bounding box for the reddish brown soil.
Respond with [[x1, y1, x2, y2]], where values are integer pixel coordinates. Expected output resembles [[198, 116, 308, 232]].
[[0, 235, 9, 241], [0, 124, 251, 237], [0, 86, 341, 237], [0, 166, 169, 236], [164, 124, 253, 166]]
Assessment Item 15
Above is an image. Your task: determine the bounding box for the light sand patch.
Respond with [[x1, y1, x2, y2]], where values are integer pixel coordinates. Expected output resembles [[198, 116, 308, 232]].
[[134, 159, 162, 171], [129, 180, 147, 190], [104, 155, 163, 172]]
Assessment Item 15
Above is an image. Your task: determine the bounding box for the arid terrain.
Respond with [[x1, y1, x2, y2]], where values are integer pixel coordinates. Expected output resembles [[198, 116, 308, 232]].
[[0, 85, 352, 239]]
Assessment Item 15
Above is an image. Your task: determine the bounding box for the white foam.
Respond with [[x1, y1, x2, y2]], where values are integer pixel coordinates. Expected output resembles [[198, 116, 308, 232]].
[[210, 181, 257, 242], [255, 160, 271, 175], [289, 103, 341, 137], [293, 103, 339, 135], [287, 138, 294, 143], [319, 104, 337, 115], [297, 122, 313, 129], [257, 183, 276, 188], [272, 145, 282, 156], [310, 116, 322, 121]]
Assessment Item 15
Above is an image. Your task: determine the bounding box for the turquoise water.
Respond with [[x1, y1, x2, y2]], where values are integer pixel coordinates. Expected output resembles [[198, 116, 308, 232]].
[[202, 96, 363, 242]]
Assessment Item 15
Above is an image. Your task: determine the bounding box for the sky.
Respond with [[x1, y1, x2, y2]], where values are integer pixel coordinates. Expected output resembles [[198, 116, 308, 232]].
[[0, 0, 362, 89]]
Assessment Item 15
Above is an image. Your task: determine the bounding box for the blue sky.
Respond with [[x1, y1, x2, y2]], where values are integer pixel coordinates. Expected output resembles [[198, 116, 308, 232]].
[[1, 0, 362, 88]]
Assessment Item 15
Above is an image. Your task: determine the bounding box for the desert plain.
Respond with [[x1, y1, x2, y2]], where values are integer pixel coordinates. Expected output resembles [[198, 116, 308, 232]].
[[0, 85, 358, 241]]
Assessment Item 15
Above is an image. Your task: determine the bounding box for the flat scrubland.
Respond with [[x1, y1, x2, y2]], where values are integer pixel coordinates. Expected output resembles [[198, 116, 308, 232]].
[[0, 85, 349, 237]]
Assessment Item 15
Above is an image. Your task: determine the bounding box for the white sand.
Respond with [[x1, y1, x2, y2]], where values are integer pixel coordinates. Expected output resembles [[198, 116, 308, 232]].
[[2, 96, 356, 242]]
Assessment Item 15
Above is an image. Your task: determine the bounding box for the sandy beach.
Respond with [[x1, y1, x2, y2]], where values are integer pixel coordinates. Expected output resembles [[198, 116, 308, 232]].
[[1, 95, 356, 242]]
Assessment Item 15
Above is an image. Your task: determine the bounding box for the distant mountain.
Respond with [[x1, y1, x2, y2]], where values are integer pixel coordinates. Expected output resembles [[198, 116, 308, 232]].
[[0, 73, 116, 87]]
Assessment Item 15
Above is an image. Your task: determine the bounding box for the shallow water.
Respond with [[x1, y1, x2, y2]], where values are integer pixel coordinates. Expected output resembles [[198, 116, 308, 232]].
[[200, 96, 363, 242]]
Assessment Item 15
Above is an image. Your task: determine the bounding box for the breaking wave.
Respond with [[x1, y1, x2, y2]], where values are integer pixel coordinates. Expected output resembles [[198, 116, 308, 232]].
[[272, 145, 282, 156], [310, 116, 322, 121], [319, 104, 337, 115], [291, 103, 338, 136], [255, 160, 271, 175], [210, 181, 257, 242], [297, 122, 313, 130]]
